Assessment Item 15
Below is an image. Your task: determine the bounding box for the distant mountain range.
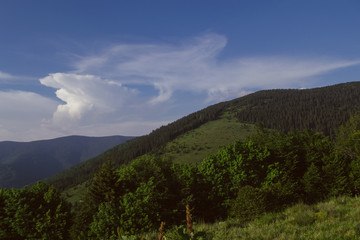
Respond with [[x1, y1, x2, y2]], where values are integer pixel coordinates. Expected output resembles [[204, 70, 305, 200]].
[[0, 135, 133, 188], [46, 81, 360, 192]]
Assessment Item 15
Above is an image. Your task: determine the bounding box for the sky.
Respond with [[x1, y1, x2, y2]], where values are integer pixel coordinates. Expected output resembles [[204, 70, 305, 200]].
[[0, 0, 360, 141]]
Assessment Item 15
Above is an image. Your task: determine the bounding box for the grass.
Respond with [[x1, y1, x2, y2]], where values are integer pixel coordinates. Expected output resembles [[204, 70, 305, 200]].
[[157, 113, 256, 164], [62, 180, 90, 205], [194, 196, 360, 240], [133, 196, 360, 240]]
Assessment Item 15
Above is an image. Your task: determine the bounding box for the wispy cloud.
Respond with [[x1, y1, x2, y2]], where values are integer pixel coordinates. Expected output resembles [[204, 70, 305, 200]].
[[70, 33, 360, 102], [0, 70, 15, 80], [0, 70, 37, 83], [3, 33, 359, 141]]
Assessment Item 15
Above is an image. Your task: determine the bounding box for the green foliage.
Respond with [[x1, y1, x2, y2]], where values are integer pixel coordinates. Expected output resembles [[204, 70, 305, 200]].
[[71, 160, 119, 239], [1, 182, 72, 240], [0, 188, 17, 240], [164, 225, 210, 240], [174, 164, 214, 221], [335, 113, 360, 195], [335, 113, 360, 159], [230, 185, 266, 223], [88, 159, 119, 205], [89, 202, 121, 240], [117, 178, 161, 235], [302, 162, 324, 203], [78, 156, 186, 238], [199, 139, 270, 218], [322, 152, 351, 197]]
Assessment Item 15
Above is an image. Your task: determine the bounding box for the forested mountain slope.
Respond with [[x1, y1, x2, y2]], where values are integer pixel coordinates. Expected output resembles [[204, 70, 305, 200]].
[[0, 135, 133, 188], [46, 81, 360, 191], [232, 82, 360, 135]]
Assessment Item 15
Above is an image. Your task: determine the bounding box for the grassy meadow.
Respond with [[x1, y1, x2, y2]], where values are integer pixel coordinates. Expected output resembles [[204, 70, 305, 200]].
[[158, 113, 256, 164], [137, 195, 360, 240]]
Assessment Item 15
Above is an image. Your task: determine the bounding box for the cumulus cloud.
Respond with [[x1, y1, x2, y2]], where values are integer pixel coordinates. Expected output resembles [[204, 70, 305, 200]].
[[34, 33, 360, 140], [39, 73, 139, 129]]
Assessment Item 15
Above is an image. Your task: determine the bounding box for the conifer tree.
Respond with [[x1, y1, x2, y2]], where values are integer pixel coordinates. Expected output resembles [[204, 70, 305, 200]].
[[88, 159, 119, 205], [302, 162, 324, 203]]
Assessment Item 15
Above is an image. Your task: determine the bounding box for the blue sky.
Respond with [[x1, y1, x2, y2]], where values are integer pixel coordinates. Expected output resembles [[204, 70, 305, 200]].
[[0, 0, 360, 141]]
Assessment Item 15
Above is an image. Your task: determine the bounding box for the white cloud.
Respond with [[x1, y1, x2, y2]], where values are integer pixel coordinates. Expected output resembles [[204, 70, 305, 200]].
[[39, 73, 139, 129], [0, 70, 15, 80], [0, 91, 59, 141]]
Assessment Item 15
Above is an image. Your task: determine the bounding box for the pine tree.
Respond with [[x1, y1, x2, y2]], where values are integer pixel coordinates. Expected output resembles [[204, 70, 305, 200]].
[[88, 159, 119, 205], [302, 162, 324, 203]]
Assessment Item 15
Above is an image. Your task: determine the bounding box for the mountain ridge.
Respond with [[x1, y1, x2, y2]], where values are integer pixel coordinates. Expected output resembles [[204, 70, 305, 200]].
[[0, 135, 134, 188], [46, 81, 360, 192]]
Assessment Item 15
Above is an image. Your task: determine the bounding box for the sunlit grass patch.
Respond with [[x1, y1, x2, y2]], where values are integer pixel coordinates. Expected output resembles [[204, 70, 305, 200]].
[[158, 113, 256, 164], [173, 196, 360, 240]]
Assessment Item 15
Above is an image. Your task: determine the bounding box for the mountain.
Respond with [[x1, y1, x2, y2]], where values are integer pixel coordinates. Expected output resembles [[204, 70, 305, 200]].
[[46, 81, 360, 192], [0, 135, 133, 188]]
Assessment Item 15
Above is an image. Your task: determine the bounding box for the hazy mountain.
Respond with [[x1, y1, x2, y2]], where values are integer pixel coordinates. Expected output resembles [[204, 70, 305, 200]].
[[0, 135, 133, 188]]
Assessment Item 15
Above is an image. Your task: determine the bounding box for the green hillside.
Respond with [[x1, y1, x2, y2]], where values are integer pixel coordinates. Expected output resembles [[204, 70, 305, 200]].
[[45, 81, 360, 192], [156, 114, 256, 164]]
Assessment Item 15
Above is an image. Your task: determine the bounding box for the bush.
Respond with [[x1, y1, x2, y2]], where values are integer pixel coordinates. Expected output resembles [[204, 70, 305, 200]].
[[229, 185, 266, 223]]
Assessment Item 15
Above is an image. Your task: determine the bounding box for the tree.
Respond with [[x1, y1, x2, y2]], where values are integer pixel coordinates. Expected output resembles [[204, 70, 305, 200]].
[[302, 162, 324, 203], [335, 113, 360, 195], [118, 178, 161, 235], [322, 152, 350, 197], [88, 159, 119, 205], [89, 202, 121, 240], [199, 139, 270, 219], [0, 188, 19, 240], [3, 182, 72, 239]]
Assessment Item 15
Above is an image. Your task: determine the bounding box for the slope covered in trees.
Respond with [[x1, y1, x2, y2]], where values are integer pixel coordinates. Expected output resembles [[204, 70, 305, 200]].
[[2, 112, 360, 239], [72, 114, 360, 238], [232, 82, 360, 135], [46, 82, 360, 192]]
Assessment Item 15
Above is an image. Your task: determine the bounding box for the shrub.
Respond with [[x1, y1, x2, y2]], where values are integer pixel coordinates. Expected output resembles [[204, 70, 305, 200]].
[[229, 185, 266, 223]]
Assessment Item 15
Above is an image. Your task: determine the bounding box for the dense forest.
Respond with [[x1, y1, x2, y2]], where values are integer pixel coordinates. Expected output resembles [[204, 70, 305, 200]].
[[1, 112, 360, 239], [233, 83, 360, 135], [46, 82, 360, 192]]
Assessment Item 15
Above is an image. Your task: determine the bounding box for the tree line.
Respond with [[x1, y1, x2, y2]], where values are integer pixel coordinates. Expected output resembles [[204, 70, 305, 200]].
[[2, 113, 360, 239]]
